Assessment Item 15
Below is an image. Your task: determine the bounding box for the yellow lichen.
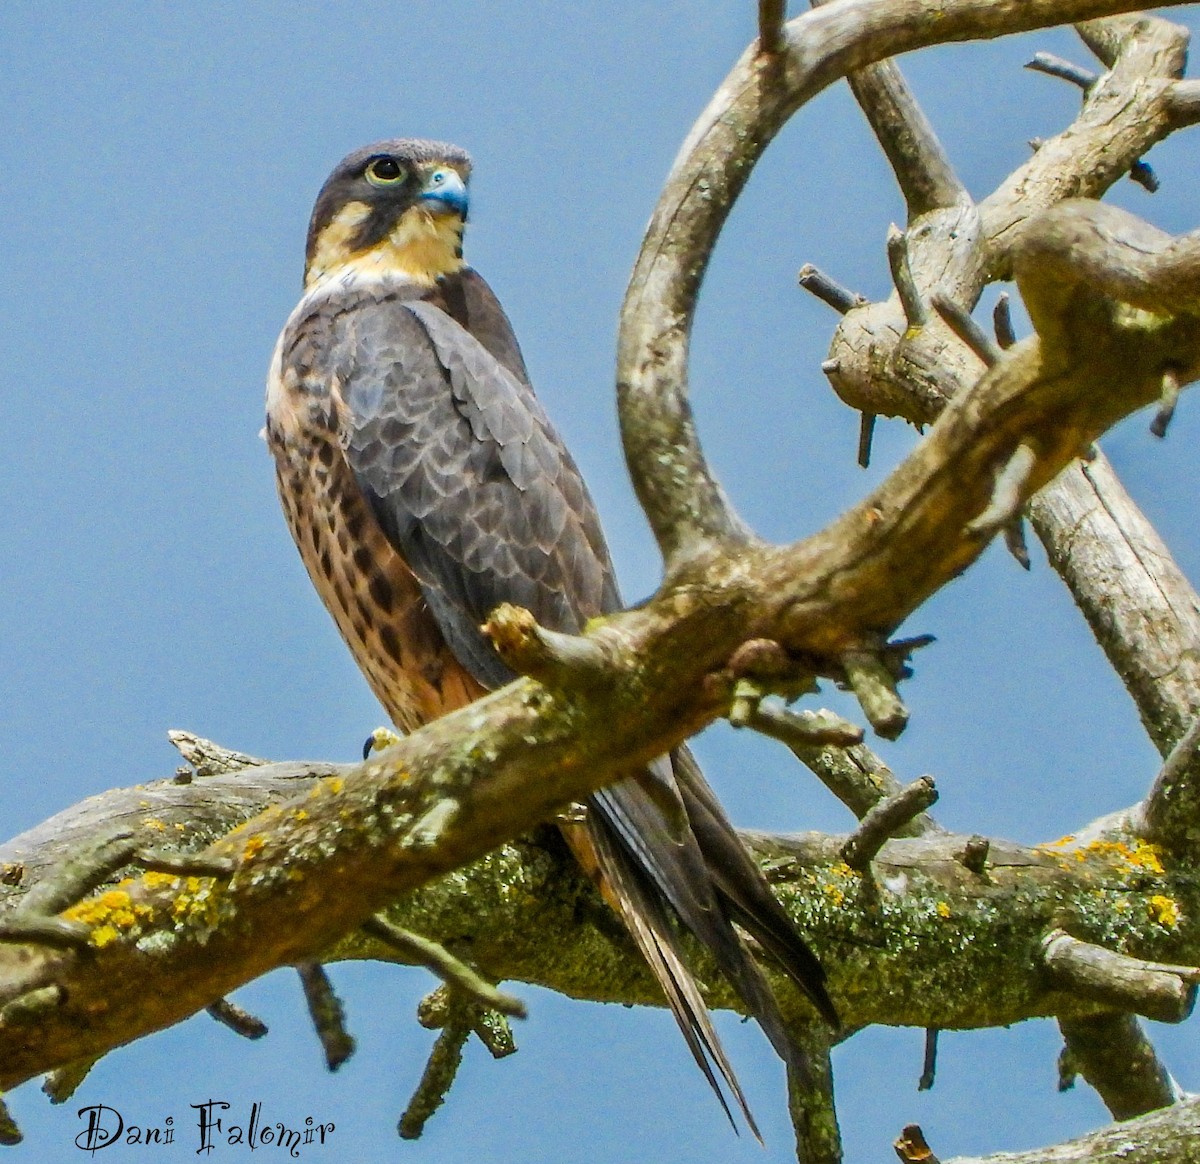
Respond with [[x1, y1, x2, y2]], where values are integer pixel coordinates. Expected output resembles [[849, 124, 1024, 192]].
[[91, 925, 120, 948], [169, 876, 224, 931], [1037, 837, 1166, 877], [1080, 839, 1164, 872], [242, 835, 266, 862], [1148, 895, 1180, 928], [140, 818, 167, 832], [1127, 842, 1165, 874], [65, 888, 147, 941], [936, 902, 951, 919]]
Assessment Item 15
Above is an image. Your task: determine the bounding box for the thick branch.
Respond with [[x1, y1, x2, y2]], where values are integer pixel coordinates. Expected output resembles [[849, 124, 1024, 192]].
[[6, 759, 1200, 1078], [1029, 452, 1200, 793]]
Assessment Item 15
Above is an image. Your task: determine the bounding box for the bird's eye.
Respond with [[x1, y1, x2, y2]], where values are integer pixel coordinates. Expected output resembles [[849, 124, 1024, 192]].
[[365, 157, 405, 186]]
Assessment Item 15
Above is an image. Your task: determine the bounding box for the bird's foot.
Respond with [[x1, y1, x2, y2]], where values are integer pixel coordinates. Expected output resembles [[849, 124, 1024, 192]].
[[362, 726, 404, 760]]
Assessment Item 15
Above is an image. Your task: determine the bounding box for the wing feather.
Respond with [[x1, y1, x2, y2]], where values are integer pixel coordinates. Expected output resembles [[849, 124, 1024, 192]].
[[325, 289, 613, 686]]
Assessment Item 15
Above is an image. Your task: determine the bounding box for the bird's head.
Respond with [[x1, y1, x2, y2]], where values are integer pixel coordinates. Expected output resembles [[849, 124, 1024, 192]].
[[303, 139, 472, 289]]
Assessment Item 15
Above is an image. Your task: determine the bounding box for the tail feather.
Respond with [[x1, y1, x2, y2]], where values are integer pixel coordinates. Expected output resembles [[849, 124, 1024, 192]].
[[564, 816, 761, 1139], [671, 747, 839, 1028], [560, 744, 834, 1130]]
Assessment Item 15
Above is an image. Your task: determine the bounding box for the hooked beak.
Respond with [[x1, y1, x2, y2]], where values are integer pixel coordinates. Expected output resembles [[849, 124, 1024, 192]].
[[420, 167, 468, 218]]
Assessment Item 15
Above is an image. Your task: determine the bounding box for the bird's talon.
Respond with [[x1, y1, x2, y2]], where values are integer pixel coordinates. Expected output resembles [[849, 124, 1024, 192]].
[[363, 726, 404, 760]]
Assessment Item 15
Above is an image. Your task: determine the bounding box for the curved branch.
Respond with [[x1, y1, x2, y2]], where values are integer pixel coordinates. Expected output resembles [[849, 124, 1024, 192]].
[[615, 0, 1186, 563]]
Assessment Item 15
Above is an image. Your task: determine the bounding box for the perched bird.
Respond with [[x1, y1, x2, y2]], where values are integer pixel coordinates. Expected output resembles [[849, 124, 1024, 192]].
[[265, 138, 836, 1131]]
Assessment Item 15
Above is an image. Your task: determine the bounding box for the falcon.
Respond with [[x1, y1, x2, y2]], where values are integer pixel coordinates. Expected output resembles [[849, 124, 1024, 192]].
[[265, 138, 836, 1131]]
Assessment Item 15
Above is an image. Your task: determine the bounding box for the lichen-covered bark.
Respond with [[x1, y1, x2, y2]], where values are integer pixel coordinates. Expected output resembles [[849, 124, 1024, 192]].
[[3, 759, 1199, 1048]]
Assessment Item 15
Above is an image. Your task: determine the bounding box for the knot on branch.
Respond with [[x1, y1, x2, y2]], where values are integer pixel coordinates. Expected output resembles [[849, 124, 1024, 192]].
[[841, 777, 939, 871], [723, 640, 819, 725], [837, 637, 932, 740], [482, 604, 612, 687], [958, 835, 991, 877]]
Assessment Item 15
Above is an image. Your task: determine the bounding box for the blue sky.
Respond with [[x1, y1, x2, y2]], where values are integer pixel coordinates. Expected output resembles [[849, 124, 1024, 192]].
[[1, 3, 1199, 1161]]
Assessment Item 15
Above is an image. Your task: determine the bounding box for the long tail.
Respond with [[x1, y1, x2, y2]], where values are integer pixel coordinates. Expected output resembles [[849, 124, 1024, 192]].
[[561, 814, 760, 1137], [671, 746, 838, 1028], [559, 746, 836, 1132]]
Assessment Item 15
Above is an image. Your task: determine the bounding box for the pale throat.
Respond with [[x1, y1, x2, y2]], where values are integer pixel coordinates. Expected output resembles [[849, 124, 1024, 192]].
[[305, 202, 465, 290]]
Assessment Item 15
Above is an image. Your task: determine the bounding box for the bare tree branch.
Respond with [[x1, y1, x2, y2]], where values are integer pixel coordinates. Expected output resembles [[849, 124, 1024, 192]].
[[759, 0, 787, 54], [1165, 78, 1200, 126], [616, 0, 1188, 565], [809, 0, 967, 217], [1057, 1013, 1181, 1120], [1040, 929, 1198, 1024], [1028, 452, 1200, 781]]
